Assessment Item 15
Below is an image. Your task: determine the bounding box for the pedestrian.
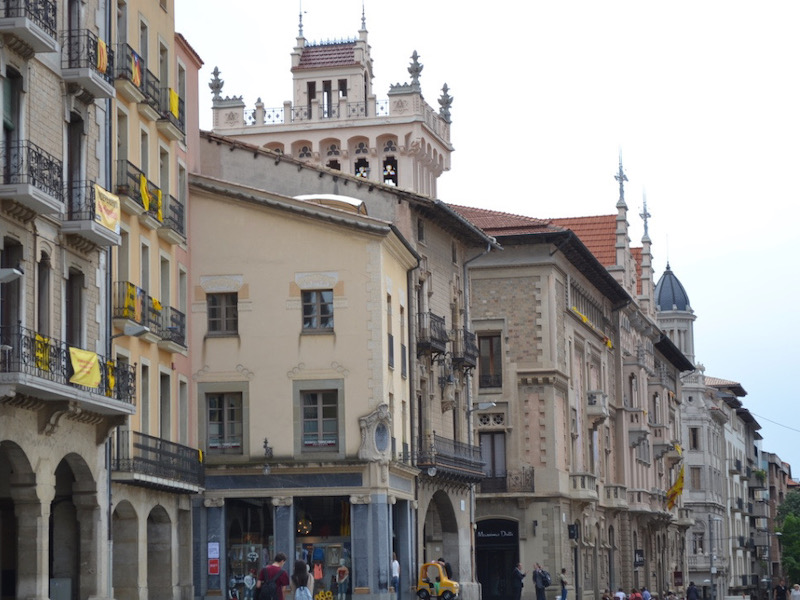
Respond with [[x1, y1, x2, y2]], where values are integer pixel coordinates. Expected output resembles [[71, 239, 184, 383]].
[[603, 589, 612, 600], [437, 557, 453, 580], [511, 563, 526, 600], [290, 560, 314, 600], [533, 563, 548, 600], [776, 580, 789, 600], [391, 552, 400, 600], [257, 553, 290, 600], [790, 584, 800, 600], [687, 582, 700, 600], [642, 587, 651, 600], [615, 588, 627, 600], [631, 588, 642, 600], [560, 568, 568, 600]]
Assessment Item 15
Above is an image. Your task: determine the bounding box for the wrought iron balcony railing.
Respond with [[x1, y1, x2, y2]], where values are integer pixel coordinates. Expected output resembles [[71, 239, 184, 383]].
[[115, 160, 162, 220], [0, 324, 135, 403], [417, 433, 484, 483], [163, 194, 185, 237], [112, 281, 186, 349], [478, 468, 535, 494], [113, 429, 204, 491], [0, 139, 63, 202], [416, 311, 447, 356], [114, 43, 143, 86], [478, 373, 502, 388], [158, 87, 185, 134], [141, 68, 161, 111], [157, 305, 186, 348], [1, 0, 57, 39], [452, 328, 477, 370], [61, 29, 114, 81]]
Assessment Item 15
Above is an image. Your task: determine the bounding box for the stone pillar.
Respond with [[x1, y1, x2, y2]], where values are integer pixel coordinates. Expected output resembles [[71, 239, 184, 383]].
[[204, 497, 226, 595], [272, 497, 296, 560], [14, 498, 50, 600], [393, 499, 415, 600], [370, 494, 390, 593]]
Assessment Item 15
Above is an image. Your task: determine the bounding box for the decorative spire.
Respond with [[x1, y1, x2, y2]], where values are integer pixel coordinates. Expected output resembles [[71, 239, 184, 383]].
[[298, 1, 304, 37], [438, 84, 453, 123], [361, 0, 366, 30], [639, 192, 651, 238], [614, 151, 628, 208], [408, 51, 423, 87], [209, 66, 223, 101]]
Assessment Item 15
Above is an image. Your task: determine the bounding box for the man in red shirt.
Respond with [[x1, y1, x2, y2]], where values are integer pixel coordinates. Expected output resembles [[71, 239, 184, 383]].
[[258, 553, 290, 600]]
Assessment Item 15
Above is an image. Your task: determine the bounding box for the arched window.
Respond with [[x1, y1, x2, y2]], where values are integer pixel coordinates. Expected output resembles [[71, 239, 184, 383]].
[[298, 145, 312, 159], [382, 157, 397, 186], [354, 158, 369, 178]]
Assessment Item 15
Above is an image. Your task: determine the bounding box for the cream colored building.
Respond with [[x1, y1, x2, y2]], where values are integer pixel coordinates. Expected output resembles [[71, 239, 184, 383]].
[[0, 1, 124, 599]]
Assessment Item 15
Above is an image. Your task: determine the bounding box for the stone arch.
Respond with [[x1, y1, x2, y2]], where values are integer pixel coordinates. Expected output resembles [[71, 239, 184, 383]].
[[147, 504, 173, 598], [421, 489, 459, 578], [113, 500, 140, 600], [291, 140, 314, 161]]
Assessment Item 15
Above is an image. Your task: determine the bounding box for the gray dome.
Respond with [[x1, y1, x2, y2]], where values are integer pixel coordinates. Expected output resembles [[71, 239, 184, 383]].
[[655, 263, 691, 311]]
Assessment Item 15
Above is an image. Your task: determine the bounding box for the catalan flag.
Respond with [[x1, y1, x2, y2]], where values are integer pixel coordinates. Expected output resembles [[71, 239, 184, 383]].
[[131, 51, 142, 87], [97, 38, 108, 73], [666, 465, 684, 509]]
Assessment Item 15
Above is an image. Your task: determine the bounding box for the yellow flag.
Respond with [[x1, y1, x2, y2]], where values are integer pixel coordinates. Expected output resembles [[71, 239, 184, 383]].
[[35, 334, 50, 371], [97, 38, 108, 73], [69, 347, 101, 389], [169, 88, 180, 118], [156, 188, 163, 222], [139, 173, 150, 211], [94, 184, 120, 233], [131, 52, 142, 87], [105, 361, 115, 398], [666, 464, 684, 509]]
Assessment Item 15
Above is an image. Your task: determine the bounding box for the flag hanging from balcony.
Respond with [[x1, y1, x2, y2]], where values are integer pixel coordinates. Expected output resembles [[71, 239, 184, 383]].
[[156, 188, 163, 222], [139, 173, 150, 211], [68, 347, 101, 389], [94, 184, 120, 233], [35, 334, 50, 371], [666, 443, 684, 509], [169, 88, 180, 118], [131, 51, 142, 87], [105, 360, 115, 398], [97, 38, 108, 74]]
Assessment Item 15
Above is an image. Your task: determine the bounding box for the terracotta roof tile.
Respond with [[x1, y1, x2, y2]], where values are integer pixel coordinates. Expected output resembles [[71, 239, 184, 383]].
[[550, 215, 618, 267], [295, 43, 357, 70], [449, 204, 560, 235]]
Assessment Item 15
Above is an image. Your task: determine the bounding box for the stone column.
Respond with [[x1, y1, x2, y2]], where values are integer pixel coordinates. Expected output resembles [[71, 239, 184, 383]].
[[204, 497, 226, 595], [13, 496, 50, 600], [73, 481, 102, 600], [272, 497, 295, 561]]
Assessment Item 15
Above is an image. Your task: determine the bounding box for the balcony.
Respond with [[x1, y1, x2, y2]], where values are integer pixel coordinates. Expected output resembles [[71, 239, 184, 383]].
[[114, 43, 145, 103], [569, 472, 598, 502], [61, 181, 121, 247], [115, 160, 163, 227], [0, 140, 63, 214], [478, 467, 535, 494], [156, 88, 185, 141], [730, 458, 743, 474], [416, 311, 447, 357], [451, 328, 477, 370], [156, 194, 186, 244], [417, 433, 484, 483], [601, 483, 628, 510], [0, 0, 58, 55], [112, 280, 159, 343], [60, 29, 115, 99], [112, 429, 204, 492], [587, 390, 609, 426], [676, 507, 693, 527], [0, 324, 136, 416], [156, 305, 187, 354], [138, 68, 161, 121]]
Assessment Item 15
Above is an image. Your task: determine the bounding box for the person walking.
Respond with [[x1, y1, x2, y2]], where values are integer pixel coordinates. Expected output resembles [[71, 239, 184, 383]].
[[533, 564, 548, 600], [391, 553, 400, 600], [257, 553, 290, 600], [776, 580, 789, 600], [511, 563, 526, 600], [789, 584, 800, 600], [687, 582, 700, 600], [614, 588, 627, 600], [559, 569, 568, 600], [289, 560, 314, 600]]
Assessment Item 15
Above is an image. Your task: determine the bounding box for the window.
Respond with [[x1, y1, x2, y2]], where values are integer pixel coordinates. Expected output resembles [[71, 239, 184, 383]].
[[480, 431, 507, 480], [37, 252, 51, 335], [387, 294, 393, 368], [338, 79, 347, 98], [302, 390, 338, 449], [207, 292, 238, 335], [689, 427, 700, 450], [354, 157, 369, 178], [65, 268, 84, 347], [692, 532, 704, 554], [417, 219, 425, 243], [690, 466, 702, 490], [478, 334, 502, 388], [382, 157, 397, 186], [302, 290, 333, 331], [207, 392, 243, 454]]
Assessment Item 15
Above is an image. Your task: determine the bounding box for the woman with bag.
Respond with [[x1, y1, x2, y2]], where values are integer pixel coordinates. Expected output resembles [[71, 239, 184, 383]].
[[290, 559, 314, 600]]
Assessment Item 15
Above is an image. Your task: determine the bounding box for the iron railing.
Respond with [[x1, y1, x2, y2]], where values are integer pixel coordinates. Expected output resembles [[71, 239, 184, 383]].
[[417, 433, 484, 481], [115, 43, 144, 89], [64, 180, 98, 221], [162, 194, 185, 237], [478, 373, 502, 388], [116, 160, 162, 220], [141, 68, 160, 111], [113, 281, 185, 348], [416, 311, 447, 356], [159, 87, 185, 133], [157, 305, 186, 347], [0, 324, 135, 403], [1, 0, 57, 39], [0, 140, 63, 202], [61, 29, 114, 81], [113, 429, 203, 489], [452, 328, 478, 369]]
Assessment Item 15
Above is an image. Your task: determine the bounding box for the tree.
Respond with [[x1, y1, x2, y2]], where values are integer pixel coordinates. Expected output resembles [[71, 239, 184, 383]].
[[778, 490, 800, 522], [778, 514, 800, 585]]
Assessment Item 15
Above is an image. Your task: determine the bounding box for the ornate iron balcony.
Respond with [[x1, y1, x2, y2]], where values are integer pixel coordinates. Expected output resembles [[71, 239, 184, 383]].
[[112, 429, 204, 492], [156, 305, 186, 350], [115, 160, 162, 220], [0, 323, 135, 404], [0, 139, 63, 206], [163, 194, 185, 237], [452, 328, 477, 370], [416, 311, 447, 356], [0, 0, 58, 53], [417, 433, 484, 483]]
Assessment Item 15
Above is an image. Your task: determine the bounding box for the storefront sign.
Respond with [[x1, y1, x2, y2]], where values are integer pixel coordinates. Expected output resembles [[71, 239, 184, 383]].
[[209, 558, 220, 575]]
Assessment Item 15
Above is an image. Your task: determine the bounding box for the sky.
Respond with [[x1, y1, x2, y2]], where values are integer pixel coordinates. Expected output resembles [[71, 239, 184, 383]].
[[176, 1, 800, 469]]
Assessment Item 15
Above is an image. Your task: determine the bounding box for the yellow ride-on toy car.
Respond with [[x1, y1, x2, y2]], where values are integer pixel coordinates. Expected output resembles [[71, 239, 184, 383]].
[[416, 562, 459, 600]]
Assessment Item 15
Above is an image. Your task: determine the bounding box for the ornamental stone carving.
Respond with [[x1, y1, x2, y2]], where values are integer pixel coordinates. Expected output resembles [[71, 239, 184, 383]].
[[358, 403, 391, 462]]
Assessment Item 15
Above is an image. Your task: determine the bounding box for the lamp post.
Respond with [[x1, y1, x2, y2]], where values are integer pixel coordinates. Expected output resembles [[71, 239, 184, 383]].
[[466, 400, 496, 591], [709, 515, 722, 600]]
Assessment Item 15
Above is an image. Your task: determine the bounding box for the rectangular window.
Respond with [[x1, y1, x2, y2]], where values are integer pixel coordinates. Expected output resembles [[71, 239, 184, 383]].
[[387, 294, 393, 368], [480, 431, 507, 478], [65, 268, 84, 348], [417, 219, 425, 242], [302, 390, 338, 449], [690, 427, 700, 450], [207, 292, 238, 335], [692, 533, 705, 554], [207, 392, 242, 454], [478, 334, 502, 388], [338, 79, 347, 98], [302, 290, 333, 331], [690, 466, 702, 490]]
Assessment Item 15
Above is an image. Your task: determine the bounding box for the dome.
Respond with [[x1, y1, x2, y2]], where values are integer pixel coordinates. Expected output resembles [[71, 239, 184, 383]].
[[655, 263, 691, 311]]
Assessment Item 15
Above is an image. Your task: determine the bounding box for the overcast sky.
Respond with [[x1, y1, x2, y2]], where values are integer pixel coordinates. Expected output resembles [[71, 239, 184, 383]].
[[176, 1, 800, 471]]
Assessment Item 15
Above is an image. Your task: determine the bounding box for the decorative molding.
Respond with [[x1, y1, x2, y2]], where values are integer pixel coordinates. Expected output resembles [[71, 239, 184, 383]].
[[200, 275, 244, 293], [272, 496, 294, 507], [349, 494, 371, 505], [204, 497, 225, 508], [294, 271, 338, 289]]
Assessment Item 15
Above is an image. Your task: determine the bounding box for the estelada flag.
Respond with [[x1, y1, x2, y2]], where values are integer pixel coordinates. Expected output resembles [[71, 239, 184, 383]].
[[131, 52, 142, 87], [69, 347, 101, 389], [93, 184, 120, 233]]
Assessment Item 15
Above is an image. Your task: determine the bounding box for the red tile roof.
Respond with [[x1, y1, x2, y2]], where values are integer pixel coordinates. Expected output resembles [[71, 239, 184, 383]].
[[449, 204, 559, 235], [295, 43, 358, 70], [550, 215, 617, 267]]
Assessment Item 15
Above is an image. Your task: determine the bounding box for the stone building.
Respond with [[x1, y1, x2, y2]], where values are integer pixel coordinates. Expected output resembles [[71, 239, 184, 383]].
[[0, 1, 124, 598], [452, 162, 694, 600]]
